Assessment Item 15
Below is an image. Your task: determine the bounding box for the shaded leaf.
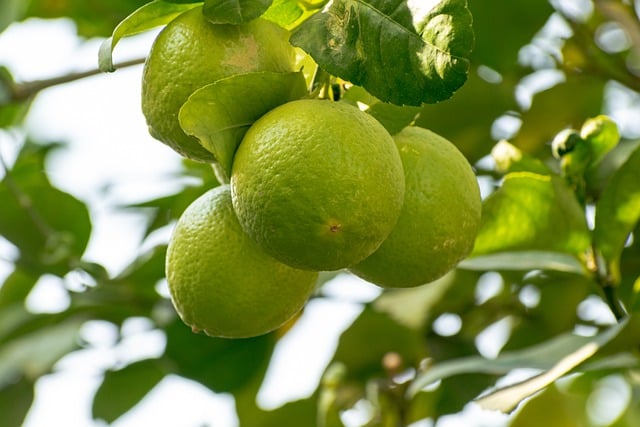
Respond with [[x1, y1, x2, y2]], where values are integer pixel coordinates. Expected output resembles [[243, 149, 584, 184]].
[[0, 318, 83, 386], [179, 71, 307, 179], [331, 306, 425, 381], [0, 268, 39, 308], [0, 0, 26, 33], [472, 172, 591, 259], [26, 0, 153, 37], [468, 0, 553, 72], [99, 0, 200, 72], [415, 70, 517, 162], [459, 251, 586, 275], [515, 75, 606, 156], [237, 396, 318, 427], [594, 145, 640, 283], [291, 0, 474, 106], [203, 0, 272, 24], [509, 384, 583, 427], [111, 245, 167, 298], [586, 139, 640, 200], [92, 359, 166, 423], [0, 378, 34, 427], [0, 143, 91, 276], [372, 272, 456, 330], [164, 318, 275, 393]]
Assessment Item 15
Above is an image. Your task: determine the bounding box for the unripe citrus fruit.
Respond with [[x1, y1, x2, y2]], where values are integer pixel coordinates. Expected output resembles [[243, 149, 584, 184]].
[[165, 185, 318, 338], [142, 7, 296, 162], [230, 99, 405, 271], [350, 127, 482, 288]]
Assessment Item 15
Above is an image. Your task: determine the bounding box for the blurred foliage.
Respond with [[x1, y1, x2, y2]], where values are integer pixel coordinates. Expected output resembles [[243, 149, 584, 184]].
[[1, 0, 640, 427]]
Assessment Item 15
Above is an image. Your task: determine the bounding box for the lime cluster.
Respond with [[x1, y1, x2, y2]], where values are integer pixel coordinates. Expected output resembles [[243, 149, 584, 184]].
[[143, 8, 482, 338]]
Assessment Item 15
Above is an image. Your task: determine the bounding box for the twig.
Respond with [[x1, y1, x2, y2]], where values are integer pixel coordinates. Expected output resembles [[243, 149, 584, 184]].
[[3, 57, 146, 105]]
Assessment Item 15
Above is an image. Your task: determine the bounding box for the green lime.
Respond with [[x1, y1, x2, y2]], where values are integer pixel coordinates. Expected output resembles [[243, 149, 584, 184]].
[[230, 99, 405, 271], [142, 7, 296, 162], [351, 126, 482, 287], [165, 185, 318, 338]]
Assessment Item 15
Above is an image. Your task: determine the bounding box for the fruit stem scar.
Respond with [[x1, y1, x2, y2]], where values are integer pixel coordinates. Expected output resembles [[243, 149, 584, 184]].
[[329, 223, 341, 233]]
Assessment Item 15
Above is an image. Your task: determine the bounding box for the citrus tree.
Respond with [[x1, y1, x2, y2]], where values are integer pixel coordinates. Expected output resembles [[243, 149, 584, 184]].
[[1, 0, 640, 426]]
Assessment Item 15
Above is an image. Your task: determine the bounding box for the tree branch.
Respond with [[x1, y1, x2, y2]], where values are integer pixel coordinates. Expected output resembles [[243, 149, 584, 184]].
[[2, 57, 146, 106]]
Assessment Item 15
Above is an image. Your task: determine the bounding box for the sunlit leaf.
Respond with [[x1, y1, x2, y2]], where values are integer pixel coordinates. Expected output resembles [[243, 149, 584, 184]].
[[291, 0, 474, 106], [580, 115, 620, 166], [92, 359, 166, 423], [409, 317, 634, 402], [459, 251, 586, 274], [594, 145, 640, 283], [203, 0, 272, 24], [261, 0, 304, 28], [98, 0, 200, 72], [179, 71, 307, 179], [475, 318, 635, 413], [472, 172, 591, 260], [342, 86, 420, 135], [490, 140, 550, 175]]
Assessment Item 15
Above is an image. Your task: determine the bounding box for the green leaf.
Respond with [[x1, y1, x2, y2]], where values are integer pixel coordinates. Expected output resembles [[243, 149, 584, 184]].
[[98, 0, 201, 72], [509, 384, 585, 427], [580, 115, 620, 166], [331, 306, 425, 381], [459, 251, 586, 275], [92, 359, 166, 423], [0, 143, 92, 275], [0, 318, 83, 386], [0, 378, 34, 427], [163, 318, 275, 392], [0, 268, 39, 308], [372, 272, 456, 330], [475, 318, 633, 413], [515, 75, 606, 156], [490, 140, 550, 175], [237, 396, 318, 427], [468, 0, 553, 72], [261, 0, 304, 28], [203, 0, 272, 24], [178, 71, 308, 179], [290, 0, 474, 106], [0, 0, 27, 33], [342, 86, 420, 135], [409, 318, 634, 403], [594, 145, 640, 283], [472, 172, 591, 260], [415, 69, 517, 162]]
